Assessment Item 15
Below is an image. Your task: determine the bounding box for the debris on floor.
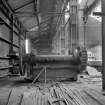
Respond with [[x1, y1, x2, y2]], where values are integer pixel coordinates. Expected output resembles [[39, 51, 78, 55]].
[[86, 66, 102, 77], [0, 80, 104, 105]]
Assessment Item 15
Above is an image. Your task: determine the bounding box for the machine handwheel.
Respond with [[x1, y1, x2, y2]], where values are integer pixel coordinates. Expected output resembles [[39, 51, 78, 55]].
[[73, 47, 87, 72]]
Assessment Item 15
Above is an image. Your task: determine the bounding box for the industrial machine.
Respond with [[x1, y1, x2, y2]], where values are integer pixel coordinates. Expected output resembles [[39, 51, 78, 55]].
[[21, 47, 87, 82]]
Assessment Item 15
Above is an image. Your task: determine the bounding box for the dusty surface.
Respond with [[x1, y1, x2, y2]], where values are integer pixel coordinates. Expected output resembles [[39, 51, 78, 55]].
[[0, 75, 104, 105]]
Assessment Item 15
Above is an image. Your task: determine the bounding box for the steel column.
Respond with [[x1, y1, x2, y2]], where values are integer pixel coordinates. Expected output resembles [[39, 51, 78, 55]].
[[14, 0, 33, 11], [9, 14, 14, 73], [9, 14, 14, 53], [0, 17, 21, 39], [102, 0, 105, 91], [0, 37, 19, 48], [69, 20, 72, 50], [0, 1, 26, 38], [19, 32, 23, 75]]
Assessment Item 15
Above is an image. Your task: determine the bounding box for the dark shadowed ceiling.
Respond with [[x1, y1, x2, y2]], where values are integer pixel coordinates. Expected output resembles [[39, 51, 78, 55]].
[[5, 0, 101, 50], [8, 0, 55, 33], [7, 0, 58, 49]]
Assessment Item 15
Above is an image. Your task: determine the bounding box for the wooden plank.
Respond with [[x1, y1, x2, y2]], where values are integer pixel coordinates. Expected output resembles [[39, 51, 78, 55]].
[[43, 94, 48, 105], [35, 89, 41, 105], [58, 85, 80, 105], [80, 90, 100, 105], [48, 94, 55, 105], [0, 82, 103, 105], [32, 88, 39, 105], [53, 86, 73, 105], [48, 86, 59, 105], [37, 92, 42, 105], [71, 89, 89, 105], [0, 87, 12, 105], [41, 95, 44, 105], [84, 89, 105, 105], [60, 84, 87, 105], [21, 87, 37, 105], [7, 87, 28, 105], [53, 86, 65, 105], [49, 87, 55, 98]]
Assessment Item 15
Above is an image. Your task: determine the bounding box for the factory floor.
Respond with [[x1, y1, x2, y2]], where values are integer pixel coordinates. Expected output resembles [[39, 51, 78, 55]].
[[0, 74, 104, 105]]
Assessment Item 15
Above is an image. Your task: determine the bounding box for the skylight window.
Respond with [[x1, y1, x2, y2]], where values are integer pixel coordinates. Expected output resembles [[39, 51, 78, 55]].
[[78, 0, 82, 4], [90, 2, 101, 22]]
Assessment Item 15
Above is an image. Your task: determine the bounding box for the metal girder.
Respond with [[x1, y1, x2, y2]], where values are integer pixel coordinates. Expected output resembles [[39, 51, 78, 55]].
[[40, 24, 49, 30], [28, 17, 51, 31], [64, 17, 70, 28], [0, 4, 21, 33], [0, 67, 11, 71], [54, 0, 69, 31], [0, 57, 10, 60], [28, 29, 49, 34], [0, 18, 5, 25], [9, 14, 14, 52], [0, 1, 26, 37], [32, 39, 39, 44], [40, 28, 49, 33], [14, 0, 34, 11], [0, 37, 19, 48], [47, 0, 56, 41], [30, 29, 49, 33], [33, 0, 41, 35], [15, 11, 35, 15], [0, 17, 23, 40], [102, 0, 105, 91], [15, 10, 70, 15]]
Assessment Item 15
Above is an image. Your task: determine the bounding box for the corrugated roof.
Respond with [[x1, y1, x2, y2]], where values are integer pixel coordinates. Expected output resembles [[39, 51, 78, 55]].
[[6, 0, 58, 49], [7, 0, 56, 37]]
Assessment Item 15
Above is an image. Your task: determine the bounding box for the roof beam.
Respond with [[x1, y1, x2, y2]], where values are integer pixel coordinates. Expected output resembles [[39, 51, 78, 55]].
[[15, 10, 70, 15], [33, 0, 40, 33], [54, 0, 69, 31], [1, 1, 26, 30], [28, 18, 51, 31], [14, 0, 34, 11], [0, 1, 25, 38]]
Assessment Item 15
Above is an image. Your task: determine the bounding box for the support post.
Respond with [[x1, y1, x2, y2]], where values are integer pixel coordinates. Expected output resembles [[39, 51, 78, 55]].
[[9, 14, 14, 53], [83, 14, 88, 48], [102, 0, 105, 91], [19, 32, 23, 75], [9, 14, 14, 73], [45, 67, 47, 85]]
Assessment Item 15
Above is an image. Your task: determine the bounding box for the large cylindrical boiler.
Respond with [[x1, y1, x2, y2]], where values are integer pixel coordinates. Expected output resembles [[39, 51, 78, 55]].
[[22, 48, 87, 81]]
